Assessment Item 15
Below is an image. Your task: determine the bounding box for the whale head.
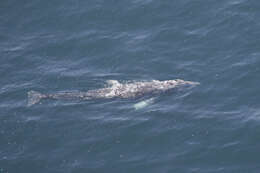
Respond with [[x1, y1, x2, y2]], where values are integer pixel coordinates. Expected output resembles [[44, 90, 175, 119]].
[[175, 79, 200, 86], [162, 79, 199, 89]]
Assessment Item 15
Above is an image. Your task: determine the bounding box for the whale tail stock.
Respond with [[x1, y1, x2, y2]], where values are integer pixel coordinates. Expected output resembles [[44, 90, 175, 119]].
[[27, 91, 45, 106]]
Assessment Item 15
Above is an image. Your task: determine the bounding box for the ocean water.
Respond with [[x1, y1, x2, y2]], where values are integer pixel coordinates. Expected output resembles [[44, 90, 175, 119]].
[[1, 0, 260, 172]]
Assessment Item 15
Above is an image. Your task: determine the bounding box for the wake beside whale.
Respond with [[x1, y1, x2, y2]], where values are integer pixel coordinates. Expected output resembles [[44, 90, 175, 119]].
[[27, 79, 199, 106]]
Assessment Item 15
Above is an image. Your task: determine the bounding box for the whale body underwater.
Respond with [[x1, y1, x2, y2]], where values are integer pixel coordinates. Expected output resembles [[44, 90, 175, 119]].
[[27, 79, 199, 106]]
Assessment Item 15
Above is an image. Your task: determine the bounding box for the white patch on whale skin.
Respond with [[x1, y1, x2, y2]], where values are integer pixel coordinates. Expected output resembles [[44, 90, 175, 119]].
[[134, 97, 155, 110], [106, 80, 120, 87]]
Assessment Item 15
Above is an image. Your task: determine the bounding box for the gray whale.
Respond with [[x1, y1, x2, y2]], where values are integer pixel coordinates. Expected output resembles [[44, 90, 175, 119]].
[[28, 79, 199, 106]]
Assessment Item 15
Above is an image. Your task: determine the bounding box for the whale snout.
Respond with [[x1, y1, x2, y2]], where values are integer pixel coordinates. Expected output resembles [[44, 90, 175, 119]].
[[187, 81, 200, 86], [174, 79, 200, 87]]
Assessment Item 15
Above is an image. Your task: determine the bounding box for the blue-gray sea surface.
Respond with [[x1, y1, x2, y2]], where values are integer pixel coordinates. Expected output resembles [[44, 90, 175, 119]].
[[1, 0, 260, 172]]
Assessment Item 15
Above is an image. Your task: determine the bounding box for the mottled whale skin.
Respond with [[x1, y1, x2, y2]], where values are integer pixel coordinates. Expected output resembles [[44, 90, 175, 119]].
[[27, 79, 199, 106]]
